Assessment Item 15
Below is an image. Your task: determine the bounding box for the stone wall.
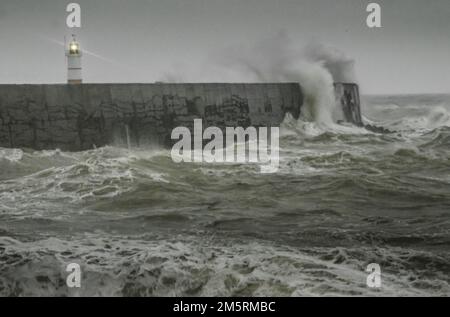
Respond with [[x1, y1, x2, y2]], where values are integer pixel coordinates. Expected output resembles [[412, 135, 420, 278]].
[[0, 83, 303, 151]]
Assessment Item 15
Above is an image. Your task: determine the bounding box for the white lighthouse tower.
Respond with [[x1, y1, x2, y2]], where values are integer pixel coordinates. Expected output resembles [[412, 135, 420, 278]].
[[66, 35, 82, 84]]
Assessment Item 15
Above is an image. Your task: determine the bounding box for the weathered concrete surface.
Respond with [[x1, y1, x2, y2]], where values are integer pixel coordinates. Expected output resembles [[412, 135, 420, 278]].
[[0, 83, 303, 151], [334, 83, 363, 126]]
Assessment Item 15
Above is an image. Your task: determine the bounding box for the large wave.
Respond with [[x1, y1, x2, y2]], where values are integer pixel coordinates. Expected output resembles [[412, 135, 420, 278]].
[[167, 32, 353, 131]]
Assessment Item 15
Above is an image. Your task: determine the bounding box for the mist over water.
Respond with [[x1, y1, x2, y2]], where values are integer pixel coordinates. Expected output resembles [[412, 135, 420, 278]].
[[0, 92, 450, 296], [167, 33, 354, 127], [216, 34, 344, 127]]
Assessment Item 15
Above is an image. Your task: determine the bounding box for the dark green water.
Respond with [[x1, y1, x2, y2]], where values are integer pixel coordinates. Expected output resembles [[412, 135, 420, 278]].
[[0, 95, 449, 296]]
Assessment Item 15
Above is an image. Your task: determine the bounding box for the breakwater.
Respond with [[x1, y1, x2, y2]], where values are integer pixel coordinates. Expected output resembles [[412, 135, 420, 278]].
[[0, 83, 304, 151]]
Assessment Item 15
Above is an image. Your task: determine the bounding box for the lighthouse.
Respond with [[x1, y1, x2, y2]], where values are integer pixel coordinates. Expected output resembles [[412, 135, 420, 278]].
[[66, 35, 82, 84]]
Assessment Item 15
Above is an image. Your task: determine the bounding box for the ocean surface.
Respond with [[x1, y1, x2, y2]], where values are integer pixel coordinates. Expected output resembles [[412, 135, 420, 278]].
[[0, 94, 449, 296]]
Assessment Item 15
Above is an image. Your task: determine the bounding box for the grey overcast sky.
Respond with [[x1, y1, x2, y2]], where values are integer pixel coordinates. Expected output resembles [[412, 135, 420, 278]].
[[0, 0, 449, 94]]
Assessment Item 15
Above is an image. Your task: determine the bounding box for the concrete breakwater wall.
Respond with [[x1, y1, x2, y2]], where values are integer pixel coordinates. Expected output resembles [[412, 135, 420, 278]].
[[0, 83, 303, 151]]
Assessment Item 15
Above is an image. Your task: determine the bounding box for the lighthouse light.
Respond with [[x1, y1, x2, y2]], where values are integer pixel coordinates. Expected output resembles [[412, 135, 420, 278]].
[[69, 42, 79, 54]]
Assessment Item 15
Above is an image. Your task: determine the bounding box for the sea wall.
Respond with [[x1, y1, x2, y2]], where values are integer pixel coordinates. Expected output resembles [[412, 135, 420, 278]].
[[0, 83, 303, 151]]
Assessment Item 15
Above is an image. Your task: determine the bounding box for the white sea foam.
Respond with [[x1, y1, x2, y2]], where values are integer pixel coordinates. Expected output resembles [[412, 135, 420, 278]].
[[0, 235, 448, 297]]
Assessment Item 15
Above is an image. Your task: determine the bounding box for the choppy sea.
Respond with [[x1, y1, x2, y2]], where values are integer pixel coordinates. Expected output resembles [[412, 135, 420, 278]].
[[0, 94, 449, 296]]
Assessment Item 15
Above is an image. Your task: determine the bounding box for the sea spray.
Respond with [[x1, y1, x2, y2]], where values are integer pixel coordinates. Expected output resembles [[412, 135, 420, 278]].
[[161, 33, 358, 130], [304, 42, 357, 83], [208, 32, 356, 128]]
